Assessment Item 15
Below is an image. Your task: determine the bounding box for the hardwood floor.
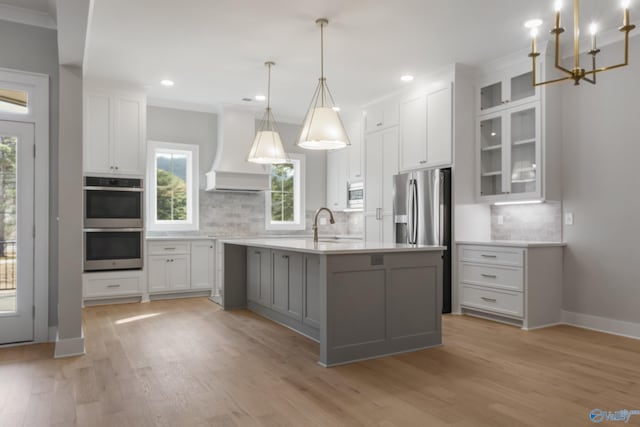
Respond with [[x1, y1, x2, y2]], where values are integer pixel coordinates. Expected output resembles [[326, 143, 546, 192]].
[[1, 298, 640, 426]]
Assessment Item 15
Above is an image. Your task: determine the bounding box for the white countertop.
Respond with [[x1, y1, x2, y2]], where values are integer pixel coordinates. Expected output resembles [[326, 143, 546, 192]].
[[456, 240, 566, 248], [219, 237, 445, 255], [145, 235, 215, 241]]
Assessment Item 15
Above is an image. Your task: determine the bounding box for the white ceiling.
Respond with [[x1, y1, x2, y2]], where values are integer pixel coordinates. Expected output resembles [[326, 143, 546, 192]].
[[85, 0, 638, 121]]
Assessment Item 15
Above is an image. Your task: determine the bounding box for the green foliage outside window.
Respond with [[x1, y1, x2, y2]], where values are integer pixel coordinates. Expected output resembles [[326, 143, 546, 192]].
[[156, 153, 187, 221], [271, 163, 295, 222]]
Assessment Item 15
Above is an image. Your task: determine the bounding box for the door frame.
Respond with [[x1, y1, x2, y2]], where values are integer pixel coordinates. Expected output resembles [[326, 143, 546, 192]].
[[0, 68, 49, 343]]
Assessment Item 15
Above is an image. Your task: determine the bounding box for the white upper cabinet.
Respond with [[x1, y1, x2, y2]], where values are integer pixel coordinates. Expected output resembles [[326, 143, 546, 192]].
[[477, 103, 541, 202], [477, 61, 538, 115], [347, 117, 363, 182], [84, 81, 146, 177], [326, 149, 348, 211], [399, 83, 453, 172], [363, 99, 399, 134]]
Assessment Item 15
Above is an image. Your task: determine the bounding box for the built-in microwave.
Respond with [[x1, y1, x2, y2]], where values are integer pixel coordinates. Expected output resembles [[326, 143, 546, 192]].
[[84, 176, 143, 228], [84, 228, 144, 271], [347, 181, 364, 210]]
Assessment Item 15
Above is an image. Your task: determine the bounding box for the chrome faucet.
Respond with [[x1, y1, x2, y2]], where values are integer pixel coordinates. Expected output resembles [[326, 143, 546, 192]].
[[313, 207, 335, 243]]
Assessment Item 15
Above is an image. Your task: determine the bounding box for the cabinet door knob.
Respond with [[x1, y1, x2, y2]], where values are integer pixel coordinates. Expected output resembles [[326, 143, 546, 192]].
[[282, 255, 289, 259], [376, 122, 383, 127], [419, 160, 427, 164], [114, 166, 119, 170]]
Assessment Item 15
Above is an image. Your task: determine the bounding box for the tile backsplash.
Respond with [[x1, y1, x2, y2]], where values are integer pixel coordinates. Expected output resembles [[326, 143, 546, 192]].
[[491, 202, 562, 242], [148, 190, 363, 238]]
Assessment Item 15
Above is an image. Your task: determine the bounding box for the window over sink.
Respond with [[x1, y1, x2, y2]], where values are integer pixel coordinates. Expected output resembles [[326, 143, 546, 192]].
[[146, 141, 199, 231], [265, 153, 305, 231]]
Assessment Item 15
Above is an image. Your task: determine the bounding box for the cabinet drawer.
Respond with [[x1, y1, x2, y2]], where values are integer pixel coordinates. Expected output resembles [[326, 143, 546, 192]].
[[461, 285, 523, 318], [459, 246, 524, 267], [84, 276, 141, 298], [148, 241, 189, 255], [460, 263, 523, 291]]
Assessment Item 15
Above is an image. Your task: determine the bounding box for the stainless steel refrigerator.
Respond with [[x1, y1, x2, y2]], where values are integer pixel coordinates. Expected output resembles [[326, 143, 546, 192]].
[[393, 168, 451, 313]]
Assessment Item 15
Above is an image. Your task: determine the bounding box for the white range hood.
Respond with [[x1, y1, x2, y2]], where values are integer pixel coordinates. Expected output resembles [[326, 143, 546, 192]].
[[206, 106, 270, 191]]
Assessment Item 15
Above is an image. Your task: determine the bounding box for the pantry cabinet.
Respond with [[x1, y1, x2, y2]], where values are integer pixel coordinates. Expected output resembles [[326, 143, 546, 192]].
[[83, 83, 146, 177], [326, 149, 348, 210], [363, 99, 399, 133], [364, 128, 398, 243], [399, 83, 453, 171]]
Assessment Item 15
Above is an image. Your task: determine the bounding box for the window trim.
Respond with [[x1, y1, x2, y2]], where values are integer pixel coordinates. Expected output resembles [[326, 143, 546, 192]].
[[146, 140, 199, 231], [265, 153, 306, 231]]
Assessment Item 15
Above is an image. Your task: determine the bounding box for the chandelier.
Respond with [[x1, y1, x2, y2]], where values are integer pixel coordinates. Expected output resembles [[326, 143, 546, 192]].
[[527, 0, 635, 86]]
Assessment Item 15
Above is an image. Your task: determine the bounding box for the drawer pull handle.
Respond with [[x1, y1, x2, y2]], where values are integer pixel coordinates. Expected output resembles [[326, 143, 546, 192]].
[[481, 297, 497, 303], [481, 274, 497, 278], [419, 160, 427, 164], [282, 255, 289, 259], [376, 122, 383, 127], [481, 254, 497, 258], [164, 247, 176, 250], [107, 284, 121, 288]]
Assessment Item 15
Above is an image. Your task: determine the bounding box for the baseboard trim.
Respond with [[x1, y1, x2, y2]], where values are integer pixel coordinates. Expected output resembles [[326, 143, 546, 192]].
[[562, 310, 640, 340], [54, 329, 86, 358]]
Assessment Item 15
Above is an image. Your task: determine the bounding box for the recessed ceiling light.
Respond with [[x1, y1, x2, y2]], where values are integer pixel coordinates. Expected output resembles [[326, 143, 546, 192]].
[[332, 106, 341, 112], [524, 19, 543, 29], [160, 79, 175, 87], [255, 94, 266, 101], [401, 75, 414, 82]]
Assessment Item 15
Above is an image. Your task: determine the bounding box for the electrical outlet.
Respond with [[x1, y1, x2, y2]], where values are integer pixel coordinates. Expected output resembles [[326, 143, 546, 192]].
[[497, 215, 504, 225], [320, 217, 328, 225], [565, 212, 574, 226]]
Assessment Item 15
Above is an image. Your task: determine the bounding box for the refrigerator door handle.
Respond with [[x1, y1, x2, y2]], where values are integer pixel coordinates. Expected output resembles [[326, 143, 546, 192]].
[[412, 179, 419, 244], [407, 179, 414, 244]]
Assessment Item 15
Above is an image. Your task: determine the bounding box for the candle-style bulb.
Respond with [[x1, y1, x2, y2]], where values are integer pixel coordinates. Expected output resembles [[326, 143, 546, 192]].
[[589, 22, 598, 35], [622, 0, 631, 9], [555, 0, 563, 12], [530, 27, 539, 38]]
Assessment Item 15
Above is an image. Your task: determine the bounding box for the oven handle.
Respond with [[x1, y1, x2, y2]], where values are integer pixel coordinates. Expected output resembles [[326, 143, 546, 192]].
[[84, 228, 144, 232], [84, 186, 143, 192]]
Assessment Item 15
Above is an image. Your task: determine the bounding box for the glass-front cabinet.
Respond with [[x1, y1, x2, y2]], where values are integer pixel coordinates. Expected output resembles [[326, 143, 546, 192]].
[[477, 103, 541, 202], [478, 62, 538, 114]]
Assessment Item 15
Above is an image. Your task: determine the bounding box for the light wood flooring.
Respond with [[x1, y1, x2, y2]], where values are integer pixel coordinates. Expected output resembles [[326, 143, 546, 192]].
[[1, 297, 640, 426]]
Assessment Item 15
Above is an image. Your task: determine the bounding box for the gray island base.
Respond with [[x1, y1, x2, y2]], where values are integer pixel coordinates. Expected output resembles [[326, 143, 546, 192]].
[[219, 238, 444, 367]]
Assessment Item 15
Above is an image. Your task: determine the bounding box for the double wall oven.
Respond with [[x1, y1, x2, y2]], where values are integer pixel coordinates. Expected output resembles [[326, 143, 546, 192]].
[[83, 177, 144, 271]]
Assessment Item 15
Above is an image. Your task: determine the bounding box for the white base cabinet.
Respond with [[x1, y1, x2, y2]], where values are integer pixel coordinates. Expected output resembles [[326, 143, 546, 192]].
[[146, 239, 215, 296], [457, 243, 563, 330], [83, 270, 144, 302]]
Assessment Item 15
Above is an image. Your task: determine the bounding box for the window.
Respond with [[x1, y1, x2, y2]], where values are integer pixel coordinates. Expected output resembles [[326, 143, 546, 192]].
[[147, 141, 199, 231], [265, 153, 305, 230]]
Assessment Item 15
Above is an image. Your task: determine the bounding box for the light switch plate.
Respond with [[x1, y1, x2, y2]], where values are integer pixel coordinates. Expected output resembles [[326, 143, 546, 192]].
[[565, 212, 574, 226]]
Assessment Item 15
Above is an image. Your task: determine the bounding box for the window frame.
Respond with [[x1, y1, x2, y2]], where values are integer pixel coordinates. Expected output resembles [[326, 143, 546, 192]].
[[146, 140, 199, 231], [265, 153, 306, 231]]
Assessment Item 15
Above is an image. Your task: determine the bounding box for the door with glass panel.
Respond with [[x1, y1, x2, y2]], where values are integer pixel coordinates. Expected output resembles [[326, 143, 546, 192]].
[[0, 121, 34, 344], [478, 113, 504, 197]]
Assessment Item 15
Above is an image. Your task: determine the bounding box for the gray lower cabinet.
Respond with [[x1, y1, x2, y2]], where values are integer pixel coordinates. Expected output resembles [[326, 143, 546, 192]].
[[246, 247, 320, 341], [272, 250, 303, 320], [247, 247, 271, 307]]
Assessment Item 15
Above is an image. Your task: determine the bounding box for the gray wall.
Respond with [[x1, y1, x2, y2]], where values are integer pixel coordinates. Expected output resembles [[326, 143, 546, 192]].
[[147, 105, 331, 235], [561, 39, 640, 323], [0, 20, 59, 326]]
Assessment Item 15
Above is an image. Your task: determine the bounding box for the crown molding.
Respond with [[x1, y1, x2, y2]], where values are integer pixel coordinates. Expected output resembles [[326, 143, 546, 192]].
[[0, 3, 56, 29]]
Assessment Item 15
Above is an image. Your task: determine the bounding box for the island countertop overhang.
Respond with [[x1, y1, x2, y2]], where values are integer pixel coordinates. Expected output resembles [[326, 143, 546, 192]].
[[218, 237, 445, 255]]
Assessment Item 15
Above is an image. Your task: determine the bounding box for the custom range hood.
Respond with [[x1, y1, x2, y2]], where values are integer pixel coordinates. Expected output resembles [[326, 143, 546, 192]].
[[206, 106, 270, 191]]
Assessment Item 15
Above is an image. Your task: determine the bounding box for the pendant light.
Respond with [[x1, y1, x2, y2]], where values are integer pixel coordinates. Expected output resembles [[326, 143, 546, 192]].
[[247, 61, 289, 164], [297, 18, 350, 150]]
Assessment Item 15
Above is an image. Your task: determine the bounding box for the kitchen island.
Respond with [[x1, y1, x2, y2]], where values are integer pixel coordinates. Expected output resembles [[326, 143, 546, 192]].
[[218, 238, 445, 367]]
